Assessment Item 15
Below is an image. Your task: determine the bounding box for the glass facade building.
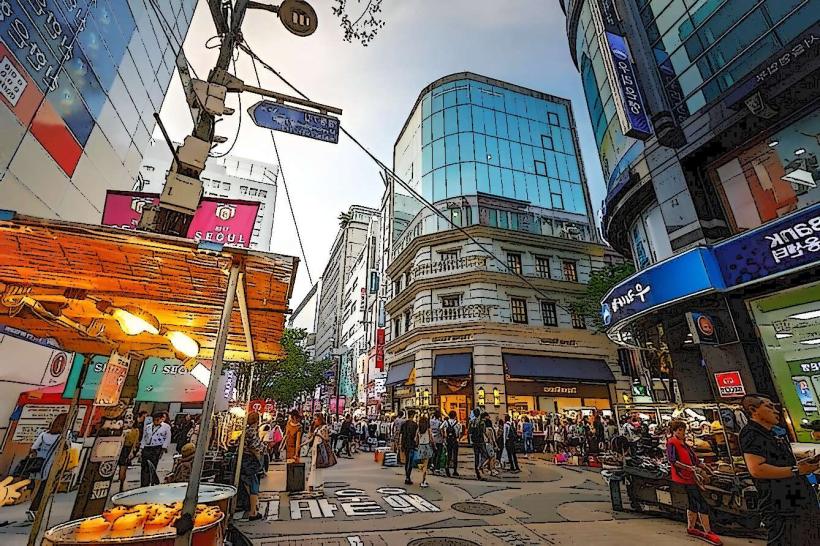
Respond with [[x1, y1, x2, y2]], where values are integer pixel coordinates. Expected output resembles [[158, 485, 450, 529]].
[[392, 74, 596, 256], [0, 0, 197, 222]]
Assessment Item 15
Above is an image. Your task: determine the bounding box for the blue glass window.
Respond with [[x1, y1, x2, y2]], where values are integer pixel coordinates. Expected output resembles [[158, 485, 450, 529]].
[[556, 153, 570, 181], [443, 89, 457, 108], [422, 95, 432, 118], [566, 155, 581, 183], [507, 115, 520, 141], [432, 112, 444, 140], [519, 119, 532, 145], [433, 168, 446, 201], [486, 137, 500, 165], [457, 105, 472, 132], [489, 166, 502, 195], [526, 174, 539, 204], [445, 134, 459, 165], [484, 108, 497, 134], [513, 171, 527, 201], [444, 107, 458, 134], [432, 91, 443, 113], [457, 85, 470, 104], [523, 145, 536, 173], [534, 160, 547, 176], [495, 111, 508, 139], [541, 134, 553, 149], [510, 142, 523, 171], [433, 139, 445, 169], [458, 133, 474, 162], [422, 117, 432, 145], [462, 162, 477, 194], [471, 106, 485, 133], [501, 168, 514, 198], [446, 164, 460, 197], [550, 126, 564, 153], [545, 152, 559, 179], [476, 162, 490, 193], [551, 193, 564, 210], [474, 133, 488, 164], [46, 76, 94, 146], [422, 173, 433, 202], [422, 144, 432, 173], [498, 210, 509, 229], [499, 139, 512, 169]]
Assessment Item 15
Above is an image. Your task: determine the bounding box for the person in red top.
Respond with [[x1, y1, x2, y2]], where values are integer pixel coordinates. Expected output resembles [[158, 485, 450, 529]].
[[666, 420, 722, 546]]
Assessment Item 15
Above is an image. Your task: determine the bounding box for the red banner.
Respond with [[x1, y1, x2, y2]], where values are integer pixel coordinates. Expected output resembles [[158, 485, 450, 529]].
[[249, 399, 276, 415], [101, 191, 259, 248], [714, 371, 746, 398], [375, 328, 385, 371]]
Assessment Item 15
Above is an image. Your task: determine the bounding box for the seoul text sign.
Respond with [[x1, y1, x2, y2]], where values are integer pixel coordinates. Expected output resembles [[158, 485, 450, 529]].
[[249, 101, 339, 143], [714, 371, 746, 398]]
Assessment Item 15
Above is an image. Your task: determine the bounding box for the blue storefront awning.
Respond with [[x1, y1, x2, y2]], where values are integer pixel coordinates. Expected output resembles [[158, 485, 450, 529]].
[[433, 353, 472, 377], [385, 359, 414, 386], [503, 354, 615, 382]]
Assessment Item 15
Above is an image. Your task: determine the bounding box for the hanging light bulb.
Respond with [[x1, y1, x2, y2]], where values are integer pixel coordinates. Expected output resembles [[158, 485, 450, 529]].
[[112, 307, 159, 336], [167, 331, 200, 358]]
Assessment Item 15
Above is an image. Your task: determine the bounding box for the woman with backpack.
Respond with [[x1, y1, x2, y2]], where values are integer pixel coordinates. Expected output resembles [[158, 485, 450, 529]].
[[240, 412, 265, 521], [440, 411, 461, 478]]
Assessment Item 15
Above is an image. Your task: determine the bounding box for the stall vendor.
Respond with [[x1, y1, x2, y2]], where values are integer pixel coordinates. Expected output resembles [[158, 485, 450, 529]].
[[666, 420, 722, 546]]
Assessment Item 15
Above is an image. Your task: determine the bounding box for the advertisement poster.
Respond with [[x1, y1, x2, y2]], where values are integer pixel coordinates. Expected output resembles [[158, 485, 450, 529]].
[[102, 191, 259, 248], [12, 404, 87, 443], [95, 352, 129, 407], [793, 377, 819, 413]]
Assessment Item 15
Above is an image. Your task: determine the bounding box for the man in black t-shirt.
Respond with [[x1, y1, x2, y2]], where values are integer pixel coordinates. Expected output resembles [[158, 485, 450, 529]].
[[739, 394, 819, 545], [399, 410, 419, 485]]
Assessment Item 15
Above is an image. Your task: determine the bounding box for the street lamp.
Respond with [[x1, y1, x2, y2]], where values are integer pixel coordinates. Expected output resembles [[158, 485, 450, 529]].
[[422, 389, 430, 407], [415, 389, 421, 408], [477, 386, 486, 406], [493, 388, 501, 408]]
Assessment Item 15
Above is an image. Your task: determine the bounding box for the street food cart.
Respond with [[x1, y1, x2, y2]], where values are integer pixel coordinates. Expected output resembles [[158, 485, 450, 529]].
[[0, 212, 297, 545], [604, 403, 764, 535]]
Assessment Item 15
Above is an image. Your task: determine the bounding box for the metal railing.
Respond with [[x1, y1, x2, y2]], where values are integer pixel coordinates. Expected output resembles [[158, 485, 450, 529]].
[[410, 255, 488, 281], [412, 303, 495, 325]]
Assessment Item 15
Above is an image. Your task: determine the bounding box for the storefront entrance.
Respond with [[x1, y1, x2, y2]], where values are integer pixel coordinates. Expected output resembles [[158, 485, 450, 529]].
[[436, 378, 472, 423], [750, 281, 820, 443]]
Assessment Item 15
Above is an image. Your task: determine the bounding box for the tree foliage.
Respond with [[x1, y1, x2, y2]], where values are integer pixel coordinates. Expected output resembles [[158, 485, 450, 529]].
[[570, 262, 636, 332], [331, 0, 386, 46], [249, 328, 331, 407]]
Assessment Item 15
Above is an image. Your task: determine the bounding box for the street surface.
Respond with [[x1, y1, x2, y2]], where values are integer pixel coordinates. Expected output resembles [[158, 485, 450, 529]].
[[236, 450, 765, 546]]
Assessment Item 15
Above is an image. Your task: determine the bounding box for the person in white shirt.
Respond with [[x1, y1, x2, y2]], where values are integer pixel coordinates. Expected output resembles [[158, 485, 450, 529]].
[[140, 412, 172, 486]]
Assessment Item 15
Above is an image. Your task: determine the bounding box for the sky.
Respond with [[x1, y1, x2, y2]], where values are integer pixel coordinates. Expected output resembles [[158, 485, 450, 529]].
[[160, 0, 605, 308]]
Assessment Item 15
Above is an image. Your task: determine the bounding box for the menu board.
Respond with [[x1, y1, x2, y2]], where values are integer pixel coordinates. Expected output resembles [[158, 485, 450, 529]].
[[12, 404, 87, 443]]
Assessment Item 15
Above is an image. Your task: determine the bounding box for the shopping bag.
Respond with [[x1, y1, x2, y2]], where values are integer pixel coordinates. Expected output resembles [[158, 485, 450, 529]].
[[436, 446, 448, 469], [315, 439, 337, 469]]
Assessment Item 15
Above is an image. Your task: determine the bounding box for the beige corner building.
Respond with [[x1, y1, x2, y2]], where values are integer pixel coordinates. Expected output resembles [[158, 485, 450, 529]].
[[381, 74, 630, 422]]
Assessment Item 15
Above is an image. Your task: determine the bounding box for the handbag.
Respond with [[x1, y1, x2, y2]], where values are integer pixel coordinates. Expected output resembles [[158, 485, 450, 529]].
[[14, 456, 44, 478], [315, 437, 337, 469]]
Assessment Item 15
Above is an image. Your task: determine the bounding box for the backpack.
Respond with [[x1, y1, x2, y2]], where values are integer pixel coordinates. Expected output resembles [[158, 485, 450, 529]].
[[469, 420, 484, 444], [445, 421, 458, 443], [506, 422, 517, 442]]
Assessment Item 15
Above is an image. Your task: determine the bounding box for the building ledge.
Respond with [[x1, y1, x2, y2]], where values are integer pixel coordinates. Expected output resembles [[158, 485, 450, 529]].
[[386, 224, 609, 279]]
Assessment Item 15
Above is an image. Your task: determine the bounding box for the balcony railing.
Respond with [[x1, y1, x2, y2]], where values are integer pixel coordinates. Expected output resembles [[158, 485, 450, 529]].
[[410, 255, 488, 282], [413, 303, 496, 325]]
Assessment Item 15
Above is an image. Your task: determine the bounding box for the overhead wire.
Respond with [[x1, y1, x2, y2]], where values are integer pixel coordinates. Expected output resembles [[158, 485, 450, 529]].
[[148, 0, 199, 79], [245, 45, 314, 285], [239, 42, 577, 310]]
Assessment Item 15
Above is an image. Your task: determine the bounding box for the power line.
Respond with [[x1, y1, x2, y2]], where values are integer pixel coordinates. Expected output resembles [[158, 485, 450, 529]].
[[240, 43, 576, 309], [148, 0, 199, 79], [246, 47, 314, 285]]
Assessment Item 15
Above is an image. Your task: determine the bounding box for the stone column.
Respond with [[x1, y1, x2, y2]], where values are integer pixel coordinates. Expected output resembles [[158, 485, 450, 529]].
[[472, 344, 505, 422]]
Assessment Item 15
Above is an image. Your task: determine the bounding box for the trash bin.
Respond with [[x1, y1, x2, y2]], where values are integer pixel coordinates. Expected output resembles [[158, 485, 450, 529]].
[[286, 462, 305, 492]]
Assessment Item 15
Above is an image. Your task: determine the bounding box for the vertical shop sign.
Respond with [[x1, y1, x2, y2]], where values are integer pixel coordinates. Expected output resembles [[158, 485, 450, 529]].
[[686, 312, 719, 344], [714, 371, 746, 398], [95, 352, 129, 406], [375, 328, 385, 371]]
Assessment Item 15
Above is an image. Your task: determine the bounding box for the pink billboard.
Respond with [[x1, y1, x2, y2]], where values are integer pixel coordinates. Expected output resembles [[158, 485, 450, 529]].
[[102, 191, 260, 248]]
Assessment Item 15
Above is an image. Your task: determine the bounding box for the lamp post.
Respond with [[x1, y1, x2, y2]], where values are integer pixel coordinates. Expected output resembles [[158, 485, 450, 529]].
[[477, 386, 486, 407], [493, 387, 501, 408]]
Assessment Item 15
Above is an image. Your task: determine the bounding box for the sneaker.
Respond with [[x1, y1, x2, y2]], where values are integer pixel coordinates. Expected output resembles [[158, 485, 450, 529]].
[[702, 531, 722, 546], [687, 528, 705, 538], [404, 479, 413, 485], [25, 510, 35, 522], [420, 481, 429, 488]]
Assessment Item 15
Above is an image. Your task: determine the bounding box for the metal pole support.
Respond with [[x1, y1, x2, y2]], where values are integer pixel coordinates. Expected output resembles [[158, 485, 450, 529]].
[[175, 263, 241, 546]]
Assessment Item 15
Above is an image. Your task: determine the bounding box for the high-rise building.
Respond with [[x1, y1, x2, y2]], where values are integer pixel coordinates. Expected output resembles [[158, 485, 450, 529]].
[[137, 138, 278, 251], [314, 205, 380, 408], [0, 1, 198, 222], [564, 0, 820, 442], [382, 73, 629, 421]]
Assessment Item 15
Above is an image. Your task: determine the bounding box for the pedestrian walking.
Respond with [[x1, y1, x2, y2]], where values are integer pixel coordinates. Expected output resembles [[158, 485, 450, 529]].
[[468, 411, 486, 480], [117, 424, 140, 492], [283, 410, 303, 462], [739, 394, 820, 545], [522, 416, 534, 457], [140, 411, 171, 487], [338, 414, 354, 458], [415, 415, 434, 487], [25, 412, 68, 521], [504, 415, 521, 472], [429, 410, 444, 475], [667, 420, 722, 545], [174, 414, 193, 454], [306, 413, 332, 494], [481, 412, 499, 476], [400, 410, 419, 485], [441, 410, 462, 477], [240, 411, 265, 521]]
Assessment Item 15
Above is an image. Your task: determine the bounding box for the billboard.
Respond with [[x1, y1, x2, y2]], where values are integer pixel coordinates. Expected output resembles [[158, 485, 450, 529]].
[[0, 0, 137, 175], [102, 191, 260, 248]]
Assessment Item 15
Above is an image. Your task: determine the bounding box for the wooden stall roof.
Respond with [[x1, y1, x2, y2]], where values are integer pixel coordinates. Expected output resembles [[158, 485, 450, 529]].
[[0, 213, 298, 361]]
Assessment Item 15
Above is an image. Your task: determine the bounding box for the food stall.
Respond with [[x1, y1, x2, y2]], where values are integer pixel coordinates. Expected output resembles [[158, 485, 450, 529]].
[[603, 403, 763, 535], [0, 212, 297, 545]]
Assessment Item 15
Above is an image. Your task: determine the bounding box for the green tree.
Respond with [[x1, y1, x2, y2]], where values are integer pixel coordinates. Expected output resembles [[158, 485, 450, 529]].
[[248, 328, 332, 407], [570, 262, 635, 332]]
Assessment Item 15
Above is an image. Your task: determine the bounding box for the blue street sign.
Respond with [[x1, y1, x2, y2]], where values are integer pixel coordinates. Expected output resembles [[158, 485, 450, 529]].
[[249, 101, 340, 143]]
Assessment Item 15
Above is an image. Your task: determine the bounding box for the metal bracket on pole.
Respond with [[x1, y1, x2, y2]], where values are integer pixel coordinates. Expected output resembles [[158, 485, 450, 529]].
[[175, 263, 241, 546]]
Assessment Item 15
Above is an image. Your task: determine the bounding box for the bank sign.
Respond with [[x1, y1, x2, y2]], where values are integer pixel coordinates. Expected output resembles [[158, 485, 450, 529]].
[[601, 248, 724, 327], [249, 101, 340, 144], [602, 204, 820, 329], [604, 32, 652, 139]]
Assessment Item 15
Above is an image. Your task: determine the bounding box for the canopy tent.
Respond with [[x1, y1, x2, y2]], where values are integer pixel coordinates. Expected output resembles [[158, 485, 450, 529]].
[[0, 212, 298, 362]]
